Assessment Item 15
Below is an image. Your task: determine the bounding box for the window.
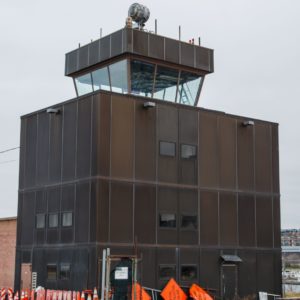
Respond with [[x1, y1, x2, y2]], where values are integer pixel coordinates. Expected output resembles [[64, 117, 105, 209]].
[[181, 215, 197, 230], [36, 214, 45, 229], [159, 141, 176, 157], [159, 213, 176, 228], [177, 72, 202, 105], [49, 213, 58, 228], [60, 263, 71, 280], [92, 67, 110, 91], [181, 265, 197, 281], [75, 73, 93, 96], [159, 265, 176, 280], [130, 60, 155, 97], [154, 66, 179, 102], [47, 264, 57, 280], [109, 60, 128, 94], [181, 144, 197, 159], [62, 212, 72, 227]]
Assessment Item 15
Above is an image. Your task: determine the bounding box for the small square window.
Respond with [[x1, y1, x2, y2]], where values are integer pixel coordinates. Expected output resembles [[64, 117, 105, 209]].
[[36, 214, 45, 229], [159, 265, 176, 280], [159, 213, 176, 228], [181, 215, 197, 230], [62, 212, 73, 227], [181, 265, 197, 281], [47, 264, 57, 280], [181, 144, 197, 159], [60, 263, 71, 280], [160, 141, 176, 157], [49, 213, 58, 228]]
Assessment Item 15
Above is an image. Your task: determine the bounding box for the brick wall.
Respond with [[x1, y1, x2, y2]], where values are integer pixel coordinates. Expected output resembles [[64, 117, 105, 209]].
[[0, 218, 17, 288]]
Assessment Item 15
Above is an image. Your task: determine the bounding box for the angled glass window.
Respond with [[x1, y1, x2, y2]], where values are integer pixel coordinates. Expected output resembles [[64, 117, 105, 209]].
[[36, 214, 45, 229], [159, 213, 176, 228], [181, 144, 197, 159], [92, 67, 110, 91], [49, 213, 58, 228], [177, 71, 202, 106], [154, 66, 179, 102], [62, 212, 72, 227], [159, 141, 176, 157], [181, 215, 197, 230], [75, 73, 93, 96], [181, 265, 197, 281], [159, 265, 176, 280], [130, 60, 155, 97], [109, 60, 128, 94]]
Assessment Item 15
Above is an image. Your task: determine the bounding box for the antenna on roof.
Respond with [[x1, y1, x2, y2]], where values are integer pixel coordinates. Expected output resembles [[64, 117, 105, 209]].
[[128, 3, 150, 30]]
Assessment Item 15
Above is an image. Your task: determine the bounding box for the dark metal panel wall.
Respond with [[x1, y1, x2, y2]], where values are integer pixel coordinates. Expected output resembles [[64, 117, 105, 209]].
[[111, 95, 134, 178], [19, 118, 26, 189], [135, 101, 156, 181], [35, 190, 46, 245], [165, 38, 179, 64], [47, 187, 60, 244], [75, 182, 90, 243], [61, 184, 75, 243], [157, 248, 177, 288], [49, 107, 63, 183], [199, 112, 218, 188], [256, 251, 274, 293], [21, 192, 35, 245], [76, 97, 92, 178], [90, 181, 97, 243], [157, 105, 178, 183], [133, 29, 148, 56], [219, 117, 236, 189], [256, 196, 273, 247], [181, 43, 195, 68], [134, 184, 156, 244], [238, 194, 255, 247], [78, 45, 89, 70], [179, 248, 199, 285], [219, 193, 237, 246], [272, 125, 280, 193], [200, 191, 218, 246], [62, 101, 77, 181], [179, 109, 198, 185], [111, 30, 123, 57], [255, 123, 272, 192], [273, 196, 281, 248], [138, 247, 156, 288], [148, 34, 164, 60], [92, 93, 111, 176], [237, 123, 254, 191], [96, 180, 109, 242], [88, 40, 100, 66], [24, 115, 37, 188], [110, 182, 133, 243]]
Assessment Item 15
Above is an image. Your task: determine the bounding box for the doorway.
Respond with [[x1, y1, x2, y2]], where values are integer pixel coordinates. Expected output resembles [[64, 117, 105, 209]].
[[221, 264, 237, 300]]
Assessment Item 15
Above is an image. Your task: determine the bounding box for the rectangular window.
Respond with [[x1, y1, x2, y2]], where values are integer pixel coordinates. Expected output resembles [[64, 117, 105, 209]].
[[60, 263, 71, 280], [181, 265, 197, 281], [159, 265, 176, 280], [92, 67, 110, 92], [159, 141, 176, 157], [36, 214, 45, 229], [49, 213, 58, 228], [75, 73, 93, 96], [47, 264, 57, 280], [159, 213, 176, 228], [109, 60, 128, 94], [181, 144, 197, 159], [62, 212, 73, 227], [181, 215, 197, 230]]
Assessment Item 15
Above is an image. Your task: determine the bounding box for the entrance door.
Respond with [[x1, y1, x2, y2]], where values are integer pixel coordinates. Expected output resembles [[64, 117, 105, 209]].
[[21, 263, 32, 290], [221, 264, 237, 300]]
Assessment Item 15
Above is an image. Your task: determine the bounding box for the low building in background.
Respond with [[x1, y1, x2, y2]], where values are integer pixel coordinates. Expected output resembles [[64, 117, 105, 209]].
[[0, 217, 17, 288]]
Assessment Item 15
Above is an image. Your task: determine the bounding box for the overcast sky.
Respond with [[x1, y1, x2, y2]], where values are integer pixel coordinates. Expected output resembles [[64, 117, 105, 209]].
[[0, 0, 299, 228]]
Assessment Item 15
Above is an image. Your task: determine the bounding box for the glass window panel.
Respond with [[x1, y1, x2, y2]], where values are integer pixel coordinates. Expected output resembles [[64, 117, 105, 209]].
[[177, 71, 201, 106], [36, 214, 45, 229], [159, 141, 176, 157], [75, 73, 93, 96], [49, 213, 58, 228], [60, 263, 71, 280], [159, 213, 176, 228], [181, 215, 197, 230], [109, 60, 128, 94], [159, 265, 176, 280], [92, 67, 110, 91], [181, 144, 197, 159], [181, 265, 197, 281], [130, 60, 155, 97], [154, 66, 179, 102], [47, 264, 57, 280], [62, 212, 72, 227]]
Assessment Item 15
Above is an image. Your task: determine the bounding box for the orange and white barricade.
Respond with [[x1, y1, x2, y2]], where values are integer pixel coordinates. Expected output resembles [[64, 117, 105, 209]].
[[14, 292, 19, 300], [1, 289, 7, 300], [7, 289, 13, 300]]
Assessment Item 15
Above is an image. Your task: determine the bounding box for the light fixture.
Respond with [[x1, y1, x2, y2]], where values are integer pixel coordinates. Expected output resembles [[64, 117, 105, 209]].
[[143, 102, 156, 109], [242, 120, 254, 127], [46, 108, 60, 115]]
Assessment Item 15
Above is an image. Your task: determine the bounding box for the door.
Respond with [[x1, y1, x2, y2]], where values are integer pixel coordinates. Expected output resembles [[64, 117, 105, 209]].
[[221, 264, 237, 300], [21, 263, 32, 290]]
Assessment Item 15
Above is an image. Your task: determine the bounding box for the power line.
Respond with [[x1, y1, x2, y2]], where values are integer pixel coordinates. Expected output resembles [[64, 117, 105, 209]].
[[0, 147, 20, 154]]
